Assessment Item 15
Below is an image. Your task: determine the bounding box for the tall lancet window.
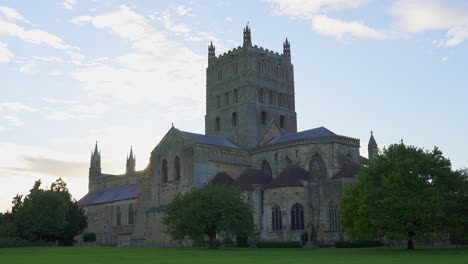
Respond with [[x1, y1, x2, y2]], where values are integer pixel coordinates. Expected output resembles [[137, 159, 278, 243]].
[[309, 154, 327, 181], [272, 204, 282, 231]]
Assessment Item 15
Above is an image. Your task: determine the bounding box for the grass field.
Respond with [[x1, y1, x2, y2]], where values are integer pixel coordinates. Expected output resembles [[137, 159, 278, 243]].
[[0, 246, 467, 264]]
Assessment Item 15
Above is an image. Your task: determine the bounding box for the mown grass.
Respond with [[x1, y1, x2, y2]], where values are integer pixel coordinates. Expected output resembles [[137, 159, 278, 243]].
[[0, 246, 467, 264]]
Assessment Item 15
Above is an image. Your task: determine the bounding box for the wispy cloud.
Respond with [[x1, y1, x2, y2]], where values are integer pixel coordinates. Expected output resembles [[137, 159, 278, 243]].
[[59, 0, 77, 11], [0, 102, 37, 113], [0, 6, 30, 23], [312, 15, 387, 40], [0, 41, 13, 62]]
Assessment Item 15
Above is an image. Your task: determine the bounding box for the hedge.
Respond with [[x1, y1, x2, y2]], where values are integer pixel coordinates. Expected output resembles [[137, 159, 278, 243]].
[[256, 241, 302, 248], [0, 237, 49, 248], [335, 240, 383, 248], [82, 233, 96, 242]]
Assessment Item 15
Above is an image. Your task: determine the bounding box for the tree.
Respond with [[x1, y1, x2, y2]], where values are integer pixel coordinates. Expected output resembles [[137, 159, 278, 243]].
[[340, 143, 460, 249], [5, 178, 87, 243], [163, 186, 253, 248], [445, 169, 468, 244]]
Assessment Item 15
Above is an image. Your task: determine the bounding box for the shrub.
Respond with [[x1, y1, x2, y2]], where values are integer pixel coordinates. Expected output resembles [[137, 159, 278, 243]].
[[300, 232, 309, 244], [256, 241, 302, 248], [222, 237, 233, 245], [335, 240, 383, 248], [82, 233, 96, 242], [0, 237, 48, 248], [237, 235, 249, 247]]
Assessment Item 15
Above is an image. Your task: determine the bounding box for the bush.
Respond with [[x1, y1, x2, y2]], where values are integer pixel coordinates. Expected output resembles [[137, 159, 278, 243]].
[[0, 237, 48, 248], [335, 240, 383, 248], [237, 235, 249, 247], [82, 233, 96, 242], [222, 237, 233, 245], [256, 241, 302, 248], [300, 232, 309, 244]]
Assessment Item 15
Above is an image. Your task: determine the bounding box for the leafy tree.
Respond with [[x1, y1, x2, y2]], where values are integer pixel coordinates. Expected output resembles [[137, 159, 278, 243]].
[[340, 143, 460, 249], [4, 178, 87, 244], [163, 186, 253, 248], [445, 169, 468, 244]]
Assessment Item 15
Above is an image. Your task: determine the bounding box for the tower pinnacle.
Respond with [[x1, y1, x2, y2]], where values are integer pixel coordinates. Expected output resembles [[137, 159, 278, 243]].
[[283, 37, 290, 57], [208, 41, 216, 61], [243, 23, 251, 46], [368, 131, 378, 161]]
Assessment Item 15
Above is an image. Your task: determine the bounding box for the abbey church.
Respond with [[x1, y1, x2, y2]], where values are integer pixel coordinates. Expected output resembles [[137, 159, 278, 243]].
[[78, 25, 379, 246]]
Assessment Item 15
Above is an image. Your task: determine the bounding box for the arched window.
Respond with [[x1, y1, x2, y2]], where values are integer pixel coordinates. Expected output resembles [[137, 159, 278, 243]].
[[269, 91, 274, 105], [116, 206, 121, 226], [280, 115, 285, 129], [261, 160, 272, 177], [128, 204, 134, 225], [233, 89, 238, 103], [174, 156, 181, 181], [259, 88, 264, 103], [216, 95, 220, 109], [161, 159, 168, 183], [291, 203, 304, 230], [272, 204, 282, 231], [329, 201, 339, 231], [309, 154, 327, 180], [285, 155, 293, 166], [216, 118, 221, 130], [224, 92, 229, 105], [261, 111, 267, 125], [278, 94, 283, 107], [231, 112, 237, 126]]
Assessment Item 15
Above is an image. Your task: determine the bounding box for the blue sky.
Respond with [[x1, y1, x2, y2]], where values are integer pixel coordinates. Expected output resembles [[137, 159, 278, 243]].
[[0, 0, 467, 212]]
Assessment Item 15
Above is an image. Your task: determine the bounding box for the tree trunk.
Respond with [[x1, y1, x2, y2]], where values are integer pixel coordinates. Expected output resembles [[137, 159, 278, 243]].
[[407, 237, 414, 250], [207, 230, 217, 249]]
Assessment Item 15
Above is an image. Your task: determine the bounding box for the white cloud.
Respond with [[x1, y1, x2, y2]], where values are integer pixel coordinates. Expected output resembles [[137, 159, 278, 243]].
[[3, 115, 24, 126], [70, 15, 93, 25], [69, 5, 205, 117], [391, 0, 468, 47], [225, 17, 233, 22], [263, 0, 368, 19], [48, 70, 64, 76], [0, 102, 37, 113], [0, 41, 13, 62], [60, 0, 77, 10], [44, 101, 108, 121], [312, 15, 387, 40], [0, 6, 30, 23], [174, 5, 194, 17], [18, 61, 36, 74], [0, 17, 76, 50]]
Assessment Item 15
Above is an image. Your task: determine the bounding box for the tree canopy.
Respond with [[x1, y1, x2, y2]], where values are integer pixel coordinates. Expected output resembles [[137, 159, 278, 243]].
[[0, 178, 87, 244], [340, 143, 467, 249], [162, 186, 253, 248]]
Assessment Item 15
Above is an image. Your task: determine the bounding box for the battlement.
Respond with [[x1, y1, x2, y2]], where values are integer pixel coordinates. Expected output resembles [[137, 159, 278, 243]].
[[212, 44, 286, 61]]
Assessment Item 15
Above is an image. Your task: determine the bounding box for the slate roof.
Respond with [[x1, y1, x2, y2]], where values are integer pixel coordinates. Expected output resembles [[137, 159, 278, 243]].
[[232, 169, 272, 190], [181, 131, 241, 149], [267, 165, 310, 188], [208, 171, 234, 187], [266, 126, 336, 145], [78, 184, 140, 206], [332, 162, 362, 179]]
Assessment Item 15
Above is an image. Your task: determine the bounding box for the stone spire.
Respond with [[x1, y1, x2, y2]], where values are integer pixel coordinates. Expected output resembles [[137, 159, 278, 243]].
[[283, 37, 290, 57], [89, 141, 101, 177], [368, 131, 378, 161], [243, 23, 251, 46], [208, 41, 216, 62], [126, 145, 136, 174]]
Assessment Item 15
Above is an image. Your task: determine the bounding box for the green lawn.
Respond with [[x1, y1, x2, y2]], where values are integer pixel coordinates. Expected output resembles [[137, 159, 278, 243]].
[[0, 246, 467, 264]]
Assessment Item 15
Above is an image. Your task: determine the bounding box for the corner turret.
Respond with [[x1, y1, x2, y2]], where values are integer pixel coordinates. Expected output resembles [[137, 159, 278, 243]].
[[368, 131, 378, 161], [126, 146, 136, 174], [208, 41, 216, 62], [243, 23, 251, 46], [283, 37, 290, 57]]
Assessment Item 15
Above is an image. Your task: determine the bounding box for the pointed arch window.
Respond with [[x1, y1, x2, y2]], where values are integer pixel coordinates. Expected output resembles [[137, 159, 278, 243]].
[[261, 160, 272, 177], [261, 111, 267, 125], [231, 112, 237, 126], [224, 92, 229, 105], [162, 159, 168, 183], [279, 115, 285, 129], [259, 88, 264, 103], [116, 206, 121, 226], [216, 95, 220, 109], [174, 156, 181, 181], [285, 155, 293, 167], [215, 117, 220, 131], [291, 203, 304, 230], [329, 201, 339, 231], [233, 89, 239, 103], [128, 204, 134, 225], [272, 204, 282, 231], [309, 154, 327, 180]]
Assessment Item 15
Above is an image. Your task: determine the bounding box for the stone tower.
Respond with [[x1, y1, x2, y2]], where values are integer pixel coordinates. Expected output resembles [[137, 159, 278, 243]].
[[368, 131, 378, 161], [126, 146, 136, 174], [89, 141, 101, 191], [205, 24, 297, 148]]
